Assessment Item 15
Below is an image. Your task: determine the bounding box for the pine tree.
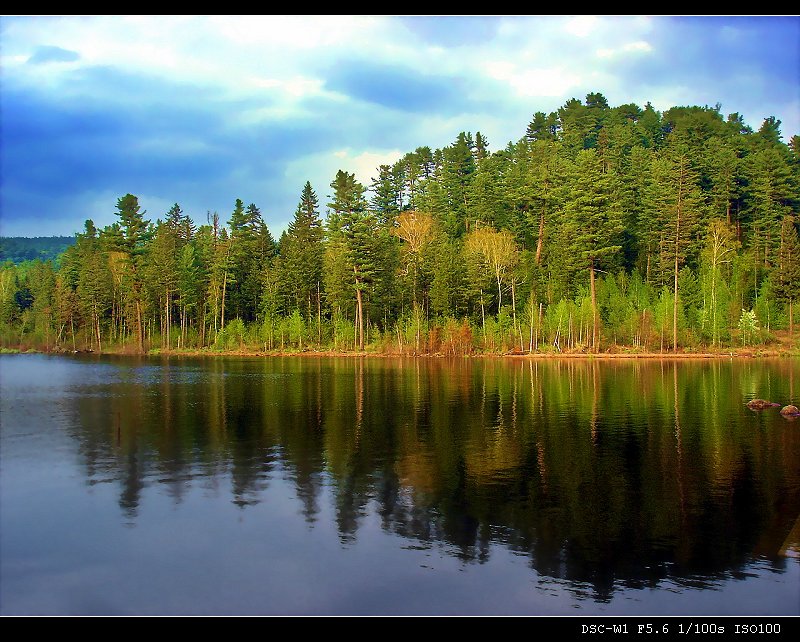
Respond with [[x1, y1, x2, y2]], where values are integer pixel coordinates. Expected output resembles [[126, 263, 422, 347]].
[[326, 170, 377, 350], [562, 149, 624, 351], [703, 139, 741, 229], [146, 221, 179, 349], [747, 147, 793, 269], [116, 194, 149, 256], [76, 220, 112, 351], [114, 194, 150, 352], [227, 200, 274, 322], [370, 165, 402, 224], [176, 242, 200, 348], [528, 140, 569, 266], [645, 136, 707, 350], [282, 182, 324, 328], [525, 111, 558, 142], [440, 133, 477, 236], [775, 215, 800, 342]]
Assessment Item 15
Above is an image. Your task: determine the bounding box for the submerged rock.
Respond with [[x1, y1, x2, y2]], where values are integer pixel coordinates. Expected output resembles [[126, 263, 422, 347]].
[[746, 399, 781, 410]]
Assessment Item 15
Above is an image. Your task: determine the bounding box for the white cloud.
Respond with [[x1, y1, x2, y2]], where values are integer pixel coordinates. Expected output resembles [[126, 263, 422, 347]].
[[208, 15, 382, 49], [246, 75, 325, 99], [2, 15, 798, 236], [332, 150, 405, 187], [283, 147, 404, 215], [1, 17, 369, 100], [624, 41, 652, 53], [564, 15, 599, 38], [597, 40, 653, 59], [485, 61, 580, 97]]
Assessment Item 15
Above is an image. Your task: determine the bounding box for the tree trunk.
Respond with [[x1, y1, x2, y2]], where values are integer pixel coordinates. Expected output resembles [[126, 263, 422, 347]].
[[673, 170, 683, 354], [511, 279, 522, 352], [711, 270, 717, 347], [479, 288, 486, 344], [589, 263, 598, 352], [317, 281, 322, 346], [136, 300, 144, 353], [354, 268, 364, 351], [201, 301, 207, 346], [535, 211, 545, 265], [537, 302, 542, 352], [529, 304, 534, 353], [220, 270, 227, 331], [673, 250, 679, 353]]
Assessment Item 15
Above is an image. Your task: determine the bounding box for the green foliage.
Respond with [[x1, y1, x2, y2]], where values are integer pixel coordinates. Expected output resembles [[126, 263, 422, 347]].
[[3, 93, 798, 355], [331, 309, 355, 352], [281, 182, 324, 318], [737, 309, 760, 346], [0, 237, 75, 264], [754, 277, 782, 333], [286, 309, 306, 349], [775, 216, 800, 307], [216, 318, 246, 351]]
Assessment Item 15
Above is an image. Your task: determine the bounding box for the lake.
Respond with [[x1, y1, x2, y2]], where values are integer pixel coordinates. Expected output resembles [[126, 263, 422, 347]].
[[1, 353, 798, 615]]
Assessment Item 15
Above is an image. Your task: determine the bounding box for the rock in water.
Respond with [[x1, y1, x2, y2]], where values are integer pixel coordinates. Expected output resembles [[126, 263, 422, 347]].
[[746, 399, 780, 410], [780, 405, 800, 417]]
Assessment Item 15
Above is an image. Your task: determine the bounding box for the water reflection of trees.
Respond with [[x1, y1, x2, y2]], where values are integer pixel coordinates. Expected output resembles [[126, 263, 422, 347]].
[[71, 356, 800, 600]]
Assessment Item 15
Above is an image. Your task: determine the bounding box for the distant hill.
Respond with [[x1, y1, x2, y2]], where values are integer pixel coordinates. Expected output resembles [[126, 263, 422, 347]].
[[0, 236, 75, 264]]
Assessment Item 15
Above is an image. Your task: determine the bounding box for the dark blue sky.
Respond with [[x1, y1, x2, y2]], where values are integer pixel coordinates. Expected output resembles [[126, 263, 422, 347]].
[[1, 15, 798, 237]]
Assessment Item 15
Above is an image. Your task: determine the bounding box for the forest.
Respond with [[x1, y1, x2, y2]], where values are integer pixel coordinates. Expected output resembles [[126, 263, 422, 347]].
[[1, 92, 799, 355], [0, 237, 75, 264]]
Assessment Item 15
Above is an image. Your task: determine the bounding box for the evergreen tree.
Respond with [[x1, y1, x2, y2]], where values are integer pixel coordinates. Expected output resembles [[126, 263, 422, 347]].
[[370, 165, 402, 224], [636, 102, 664, 148], [562, 149, 624, 351], [775, 215, 800, 342], [116, 194, 149, 256], [645, 136, 707, 350], [429, 236, 467, 319], [227, 200, 274, 322], [76, 220, 112, 351], [282, 182, 325, 327], [176, 242, 200, 348], [755, 116, 783, 148], [27, 260, 56, 349], [474, 131, 489, 163], [4, 92, 798, 356], [747, 147, 794, 269], [114, 194, 149, 352], [146, 221, 179, 349], [703, 139, 740, 226], [526, 111, 558, 142], [440, 132, 477, 236], [528, 140, 569, 266], [326, 170, 377, 350]]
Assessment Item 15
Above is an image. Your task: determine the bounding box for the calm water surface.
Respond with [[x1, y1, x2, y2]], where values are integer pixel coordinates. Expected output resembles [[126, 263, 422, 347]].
[[1, 354, 798, 615]]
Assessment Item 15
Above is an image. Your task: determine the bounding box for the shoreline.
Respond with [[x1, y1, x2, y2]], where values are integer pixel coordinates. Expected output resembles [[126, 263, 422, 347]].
[[3, 346, 798, 360]]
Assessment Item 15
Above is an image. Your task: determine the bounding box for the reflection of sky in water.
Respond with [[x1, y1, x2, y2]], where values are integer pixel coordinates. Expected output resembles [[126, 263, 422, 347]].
[[1, 354, 799, 615], [3, 457, 797, 615], [0, 355, 296, 401]]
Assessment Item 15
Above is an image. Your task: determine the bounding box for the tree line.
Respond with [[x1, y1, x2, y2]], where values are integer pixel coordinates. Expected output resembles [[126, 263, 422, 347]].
[[0, 236, 75, 264], [1, 92, 799, 354]]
